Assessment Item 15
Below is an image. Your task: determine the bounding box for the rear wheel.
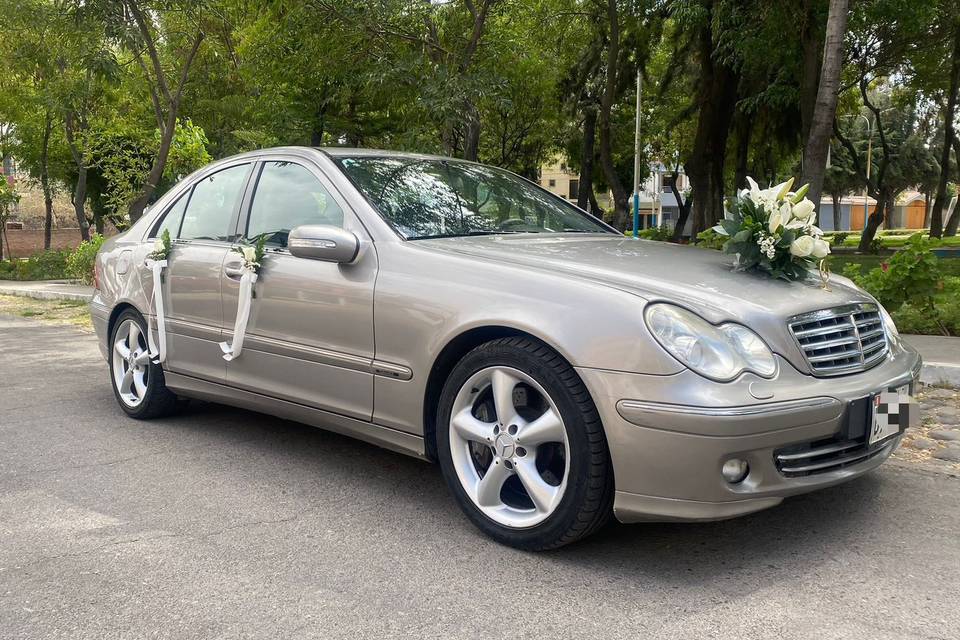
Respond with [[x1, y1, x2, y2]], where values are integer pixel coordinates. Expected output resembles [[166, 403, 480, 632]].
[[437, 336, 613, 550], [109, 309, 181, 419]]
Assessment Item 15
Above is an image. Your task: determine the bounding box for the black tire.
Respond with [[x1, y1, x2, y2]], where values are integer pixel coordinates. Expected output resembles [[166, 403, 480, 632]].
[[436, 336, 614, 551], [108, 308, 182, 419]]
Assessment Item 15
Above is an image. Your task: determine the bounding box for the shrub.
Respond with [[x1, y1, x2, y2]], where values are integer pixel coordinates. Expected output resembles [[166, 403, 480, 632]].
[[695, 227, 726, 250], [844, 233, 948, 334], [831, 232, 849, 245], [637, 224, 673, 241], [0, 250, 71, 281], [67, 234, 105, 284]]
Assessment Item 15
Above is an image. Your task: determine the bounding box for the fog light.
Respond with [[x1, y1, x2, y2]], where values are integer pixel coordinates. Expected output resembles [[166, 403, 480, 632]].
[[722, 458, 749, 484]]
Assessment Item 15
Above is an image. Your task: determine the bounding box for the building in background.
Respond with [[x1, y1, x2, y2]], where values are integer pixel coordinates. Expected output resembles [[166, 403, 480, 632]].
[[539, 157, 686, 226]]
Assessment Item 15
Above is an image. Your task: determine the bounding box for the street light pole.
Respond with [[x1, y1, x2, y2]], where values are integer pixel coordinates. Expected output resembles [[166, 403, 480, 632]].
[[632, 70, 641, 238], [853, 113, 873, 231]]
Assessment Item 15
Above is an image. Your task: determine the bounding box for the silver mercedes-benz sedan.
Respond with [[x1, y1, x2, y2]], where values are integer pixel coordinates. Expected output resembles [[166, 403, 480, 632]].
[[91, 147, 921, 550]]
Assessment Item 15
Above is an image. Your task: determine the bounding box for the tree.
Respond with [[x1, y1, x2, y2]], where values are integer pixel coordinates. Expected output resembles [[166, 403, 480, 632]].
[[935, 17, 960, 236], [800, 0, 849, 212], [109, 0, 207, 222]]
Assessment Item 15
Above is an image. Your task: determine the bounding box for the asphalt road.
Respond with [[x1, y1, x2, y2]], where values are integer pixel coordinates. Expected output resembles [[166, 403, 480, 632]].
[[1, 315, 958, 640]]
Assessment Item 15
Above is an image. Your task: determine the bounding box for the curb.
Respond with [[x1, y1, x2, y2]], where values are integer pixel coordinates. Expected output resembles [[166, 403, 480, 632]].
[[0, 287, 93, 303], [919, 362, 960, 388]]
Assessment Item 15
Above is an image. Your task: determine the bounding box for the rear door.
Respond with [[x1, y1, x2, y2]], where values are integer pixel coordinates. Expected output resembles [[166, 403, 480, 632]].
[[147, 161, 254, 382]]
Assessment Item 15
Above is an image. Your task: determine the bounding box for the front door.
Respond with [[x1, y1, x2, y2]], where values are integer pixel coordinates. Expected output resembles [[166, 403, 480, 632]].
[[149, 161, 253, 382], [223, 159, 376, 421]]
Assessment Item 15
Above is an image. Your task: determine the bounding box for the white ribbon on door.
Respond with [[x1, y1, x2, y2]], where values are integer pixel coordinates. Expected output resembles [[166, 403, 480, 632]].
[[219, 268, 258, 362], [145, 258, 168, 364]]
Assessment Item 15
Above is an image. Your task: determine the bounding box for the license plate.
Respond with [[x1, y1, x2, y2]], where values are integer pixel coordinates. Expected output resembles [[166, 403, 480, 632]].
[[869, 384, 915, 445]]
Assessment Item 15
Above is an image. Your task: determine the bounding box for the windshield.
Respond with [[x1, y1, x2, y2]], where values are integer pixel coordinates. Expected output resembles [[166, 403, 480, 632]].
[[336, 156, 613, 240]]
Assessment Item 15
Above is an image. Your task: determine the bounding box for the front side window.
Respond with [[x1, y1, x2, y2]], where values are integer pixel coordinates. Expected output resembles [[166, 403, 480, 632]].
[[337, 157, 611, 240], [246, 161, 344, 246], [178, 163, 251, 241]]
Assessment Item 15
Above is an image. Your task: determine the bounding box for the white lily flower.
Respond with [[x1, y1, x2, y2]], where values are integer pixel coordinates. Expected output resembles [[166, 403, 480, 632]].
[[790, 235, 814, 257], [768, 210, 782, 233], [811, 238, 830, 259], [746, 176, 762, 203]]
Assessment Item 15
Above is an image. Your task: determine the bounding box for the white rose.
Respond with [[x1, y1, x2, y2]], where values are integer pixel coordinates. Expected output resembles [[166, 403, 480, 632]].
[[792, 199, 815, 221], [808, 225, 824, 238], [241, 245, 257, 263], [789, 235, 814, 257], [153, 239, 164, 253], [811, 238, 830, 259]]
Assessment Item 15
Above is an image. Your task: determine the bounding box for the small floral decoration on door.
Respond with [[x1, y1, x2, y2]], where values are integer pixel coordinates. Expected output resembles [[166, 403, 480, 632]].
[[715, 177, 830, 281]]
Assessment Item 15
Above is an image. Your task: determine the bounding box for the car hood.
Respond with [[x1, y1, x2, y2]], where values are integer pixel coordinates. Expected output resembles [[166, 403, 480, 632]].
[[414, 233, 874, 323]]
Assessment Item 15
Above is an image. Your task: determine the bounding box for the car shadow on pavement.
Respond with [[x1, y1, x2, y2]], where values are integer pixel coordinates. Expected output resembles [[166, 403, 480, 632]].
[[152, 399, 890, 589]]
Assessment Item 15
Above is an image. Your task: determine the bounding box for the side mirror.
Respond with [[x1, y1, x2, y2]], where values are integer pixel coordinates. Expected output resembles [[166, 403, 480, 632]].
[[288, 225, 360, 264]]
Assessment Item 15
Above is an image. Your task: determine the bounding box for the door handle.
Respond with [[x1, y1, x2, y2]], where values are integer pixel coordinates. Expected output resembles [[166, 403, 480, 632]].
[[224, 262, 245, 279]]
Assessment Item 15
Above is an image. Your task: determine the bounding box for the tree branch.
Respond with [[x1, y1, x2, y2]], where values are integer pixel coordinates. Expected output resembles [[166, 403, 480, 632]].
[[125, 0, 172, 104]]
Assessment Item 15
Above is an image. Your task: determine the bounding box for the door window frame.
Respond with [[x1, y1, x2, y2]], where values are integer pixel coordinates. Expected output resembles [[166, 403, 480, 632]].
[[147, 160, 256, 247], [234, 156, 369, 255]]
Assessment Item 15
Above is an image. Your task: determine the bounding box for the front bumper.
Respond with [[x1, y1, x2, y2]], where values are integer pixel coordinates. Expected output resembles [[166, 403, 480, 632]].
[[577, 341, 921, 523]]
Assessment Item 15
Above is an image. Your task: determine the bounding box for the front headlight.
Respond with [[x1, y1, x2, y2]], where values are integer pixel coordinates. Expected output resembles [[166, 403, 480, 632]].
[[644, 303, 777, 381]]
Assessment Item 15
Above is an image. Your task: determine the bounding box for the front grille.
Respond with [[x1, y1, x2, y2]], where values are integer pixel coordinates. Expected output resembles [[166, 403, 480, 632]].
[[789, 304, 888, 376], [775, 432, 896, 477]]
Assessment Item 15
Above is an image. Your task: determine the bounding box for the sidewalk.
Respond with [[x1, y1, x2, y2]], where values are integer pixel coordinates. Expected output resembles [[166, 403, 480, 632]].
[[1, 278, 959, 386], [0, 280, 93, 302], [904, 334, 960, 387]]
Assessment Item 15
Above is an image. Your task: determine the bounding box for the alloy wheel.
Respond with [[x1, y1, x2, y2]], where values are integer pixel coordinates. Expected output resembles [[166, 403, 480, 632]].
[[112, 318, 151, 408], [448, 366, 570, 528]]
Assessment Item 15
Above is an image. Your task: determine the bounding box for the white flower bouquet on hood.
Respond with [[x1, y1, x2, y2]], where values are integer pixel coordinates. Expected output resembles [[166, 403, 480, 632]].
[[714, 176, 830, 281]]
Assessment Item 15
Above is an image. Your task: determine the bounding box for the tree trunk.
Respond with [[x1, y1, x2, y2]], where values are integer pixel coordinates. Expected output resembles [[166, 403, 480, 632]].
[[685, 6, 739, 236], [858, 189, 888, 252], [799, 0, 823, 145], [597, 0, 630, 229], [577, 107, 597, 213], [944, 134, 960, 234], [733, 113, 753, 191], [832, 192, 841, 231], [923, 188, 932, 228], [40, 111, 54, 250], [73, 166, 91, 242], [65, 112, 91, 241], [128, 109, 178, 222], [800, 0, 849, 216], [931, 17, 960, 238], [669, 172, 693, 242]]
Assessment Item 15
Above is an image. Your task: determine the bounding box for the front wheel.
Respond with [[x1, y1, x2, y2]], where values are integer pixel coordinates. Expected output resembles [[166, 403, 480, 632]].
[[437, 337, 613, 550], [108, 309, 181, 419]]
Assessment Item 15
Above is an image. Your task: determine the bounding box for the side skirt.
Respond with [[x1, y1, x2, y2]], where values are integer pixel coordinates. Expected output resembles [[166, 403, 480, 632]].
[[164, 371, 428, 461]]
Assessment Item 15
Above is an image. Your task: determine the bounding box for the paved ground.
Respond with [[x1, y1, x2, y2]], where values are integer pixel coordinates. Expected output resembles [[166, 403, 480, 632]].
[[1, 315, 958, 640]]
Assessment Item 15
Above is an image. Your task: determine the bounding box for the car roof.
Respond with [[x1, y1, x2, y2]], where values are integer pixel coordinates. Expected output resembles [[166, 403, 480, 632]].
[[318, 147, 459, 162]]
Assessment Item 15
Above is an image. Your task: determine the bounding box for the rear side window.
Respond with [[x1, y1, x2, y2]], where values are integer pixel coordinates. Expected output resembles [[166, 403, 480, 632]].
[[178, 163, 251, 241], [246, 161, 345, 247], [151, 193, 188, 239]]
